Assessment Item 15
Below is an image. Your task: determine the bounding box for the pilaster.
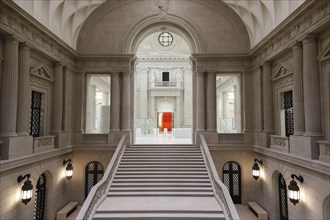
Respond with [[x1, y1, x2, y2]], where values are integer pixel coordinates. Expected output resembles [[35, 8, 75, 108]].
[[121, 71, 131, 131], [206, 71, 216, 131], [52, 62, 64, 134], [292, 42, 305, 135], [262, 62, 274, 133], [196, 71, 206, 131], [111, 72, 120, 131], [302, 35, 322, 136], [17, 43, 31, 135], [0, 36, 19, 137]]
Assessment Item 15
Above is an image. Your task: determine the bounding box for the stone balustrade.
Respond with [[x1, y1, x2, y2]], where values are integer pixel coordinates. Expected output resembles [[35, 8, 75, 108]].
[[33, 135, 55, 153], [270, 135, 290, 153]]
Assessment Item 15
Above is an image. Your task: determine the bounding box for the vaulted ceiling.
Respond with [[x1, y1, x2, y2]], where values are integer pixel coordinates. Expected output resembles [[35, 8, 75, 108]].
[[12, 0, 306, 50]]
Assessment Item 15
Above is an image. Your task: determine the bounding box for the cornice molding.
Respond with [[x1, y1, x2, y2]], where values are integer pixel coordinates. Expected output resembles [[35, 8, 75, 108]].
[[0, 1, 77, 68], [250, 0, 330, 67]]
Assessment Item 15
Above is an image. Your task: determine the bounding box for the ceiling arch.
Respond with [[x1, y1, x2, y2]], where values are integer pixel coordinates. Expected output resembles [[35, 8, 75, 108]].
[[12, 0, 306, 50]]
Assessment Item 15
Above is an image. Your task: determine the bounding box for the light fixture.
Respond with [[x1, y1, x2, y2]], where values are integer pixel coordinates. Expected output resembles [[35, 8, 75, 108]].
[[63, 159, 73, 180], [288, 174, 304, 205], [252, 159, 263, 180], [17, 174, 33, 205]]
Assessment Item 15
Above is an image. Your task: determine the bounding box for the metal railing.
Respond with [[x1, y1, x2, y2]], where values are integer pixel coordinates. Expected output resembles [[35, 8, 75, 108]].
[[199, 135, 240, 220], [76, 135, 127, 220], [149, 81, 182, 88]]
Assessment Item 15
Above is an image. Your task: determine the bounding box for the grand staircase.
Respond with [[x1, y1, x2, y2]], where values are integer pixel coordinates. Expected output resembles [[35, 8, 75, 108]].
[[93, 145, 225, 219]]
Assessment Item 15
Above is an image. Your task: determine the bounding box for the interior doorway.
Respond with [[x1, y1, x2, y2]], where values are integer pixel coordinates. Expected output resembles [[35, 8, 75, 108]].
[[133, 30, 193, 145], [158, 112, 173, 132]]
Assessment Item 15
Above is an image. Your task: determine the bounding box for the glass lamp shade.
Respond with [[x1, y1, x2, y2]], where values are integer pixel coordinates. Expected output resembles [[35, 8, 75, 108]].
[[288, 180, 300, 205], [65, 162, 73, 179], [252, 162, 260, 180], [20, 179, 33, 205]]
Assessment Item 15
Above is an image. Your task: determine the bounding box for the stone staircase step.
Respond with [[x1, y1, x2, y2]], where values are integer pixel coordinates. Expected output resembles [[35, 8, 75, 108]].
[[118, 164, 206, 168], [116, 171, 208, 175], [117, 167, 207, 171], [109, 187, 213, 192], [114, 175, 209, 179], [111, 183, 212, 187], [112, 179, 211, 183], [93, 212, 226, 220], [107, 191, 215, 196], [122, 154, 203, 159], [119, 162, 205, 165]]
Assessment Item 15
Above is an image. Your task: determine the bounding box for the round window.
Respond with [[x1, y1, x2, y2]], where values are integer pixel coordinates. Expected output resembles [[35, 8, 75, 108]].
[[158, 32, 173, 47]]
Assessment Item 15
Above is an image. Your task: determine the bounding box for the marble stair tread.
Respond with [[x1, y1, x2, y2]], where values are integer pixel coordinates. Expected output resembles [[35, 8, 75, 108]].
[[114, 175, 209, 179], [117, 167, 207, 171], [112, 179, 211, 183], [111, 183, 212, 187], [93, 212, 226, 220], [97, 196, 223, 212], [109, 187, 213, 191], [107, 192, 215, 196]]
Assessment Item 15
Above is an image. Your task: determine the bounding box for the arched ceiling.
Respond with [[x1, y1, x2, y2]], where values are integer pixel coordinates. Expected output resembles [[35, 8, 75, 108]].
[[12, 0, 306, 50]]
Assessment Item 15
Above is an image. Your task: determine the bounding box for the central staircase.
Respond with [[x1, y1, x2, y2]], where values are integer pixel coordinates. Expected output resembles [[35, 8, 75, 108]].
[[93, 145, 225, 219]]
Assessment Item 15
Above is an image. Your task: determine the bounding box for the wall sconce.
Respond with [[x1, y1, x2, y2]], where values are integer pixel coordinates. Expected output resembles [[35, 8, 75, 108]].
[[63, 159, 73, 180], [252, 159, 263, 180], [288, 174, 304, 205], [17, 174, 33, 205]]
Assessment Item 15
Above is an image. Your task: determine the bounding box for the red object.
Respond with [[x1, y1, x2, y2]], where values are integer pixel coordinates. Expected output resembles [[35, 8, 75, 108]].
[[162, 112, 172, 131]]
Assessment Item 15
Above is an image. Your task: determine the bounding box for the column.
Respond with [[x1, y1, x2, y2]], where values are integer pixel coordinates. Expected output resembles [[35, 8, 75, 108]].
[[150, 96, 156, 118], [292, 42, 305, 135], [111, 72, 120, 131], [52, 62, 63, 133], [0, 36, 19, 137], [175, 96, 181, 128], [262, 62, 274, 132], [17, 43, 31, 135], [302, 35, 322, 136], [121, 71, 130, 131], [206, 72, 216, 131], [196, 71, 205, 131]]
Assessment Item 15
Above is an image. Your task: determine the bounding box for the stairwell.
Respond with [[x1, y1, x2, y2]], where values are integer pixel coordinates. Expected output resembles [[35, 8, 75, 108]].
[[93, 145, 225, 220]]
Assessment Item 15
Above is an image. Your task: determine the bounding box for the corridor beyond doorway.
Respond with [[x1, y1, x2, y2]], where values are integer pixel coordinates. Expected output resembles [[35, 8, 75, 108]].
[[134, 31, 193, 145]]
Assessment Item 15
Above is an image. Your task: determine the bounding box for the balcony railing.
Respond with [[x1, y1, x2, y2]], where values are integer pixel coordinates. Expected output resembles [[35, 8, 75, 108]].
[[149, 81, 182, 88]]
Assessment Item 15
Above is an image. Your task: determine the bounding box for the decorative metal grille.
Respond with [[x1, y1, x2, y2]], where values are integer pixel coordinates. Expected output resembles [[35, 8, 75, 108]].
[[284, 91, 294, 137], [279, 174, 289, 220], [30, 91, 42, 137], [34, 174, 46, 220], [158, 32, 173, 47], [85, 161, 104, 198], [222, 161, 241, 204]]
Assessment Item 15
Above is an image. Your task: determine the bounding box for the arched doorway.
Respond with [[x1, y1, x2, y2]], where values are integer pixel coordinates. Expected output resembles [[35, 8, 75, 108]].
[[133, 29, 193, 144], [34, 173, 46, 220], [85, 161, 104, 198], [278, 174, 289, 220], [222, 161, 241, 204]]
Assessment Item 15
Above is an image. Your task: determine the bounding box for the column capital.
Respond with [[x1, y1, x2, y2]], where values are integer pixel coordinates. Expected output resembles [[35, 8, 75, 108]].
[[293, 41, 303, 49], [196, 70, 207, 77], [54, 61, 64, 68], [3, 35, 19, 46], [19, 42, 30, 51], [302, 34, 318, 44], [261, 61, 272, 67], [120, 70, 131, 77]]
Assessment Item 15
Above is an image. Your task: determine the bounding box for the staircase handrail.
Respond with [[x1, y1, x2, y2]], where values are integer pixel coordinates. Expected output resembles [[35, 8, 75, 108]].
[[76, 135, 127, 220], [199, 134, 240, 220]]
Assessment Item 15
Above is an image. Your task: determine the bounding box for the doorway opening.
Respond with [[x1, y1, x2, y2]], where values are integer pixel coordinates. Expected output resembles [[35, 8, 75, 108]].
[[134, 30, 193, 144]]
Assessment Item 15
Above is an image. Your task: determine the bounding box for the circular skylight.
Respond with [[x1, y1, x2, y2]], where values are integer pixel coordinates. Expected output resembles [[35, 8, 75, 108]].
[[158, 32, 173, 47]]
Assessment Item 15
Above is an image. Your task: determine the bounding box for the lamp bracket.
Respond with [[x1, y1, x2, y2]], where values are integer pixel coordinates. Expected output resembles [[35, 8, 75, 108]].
[[17, 174, 31, 183], [291, 174, 304, 183], [254, 159, 263, 165], [63, 159, 71, 165]]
